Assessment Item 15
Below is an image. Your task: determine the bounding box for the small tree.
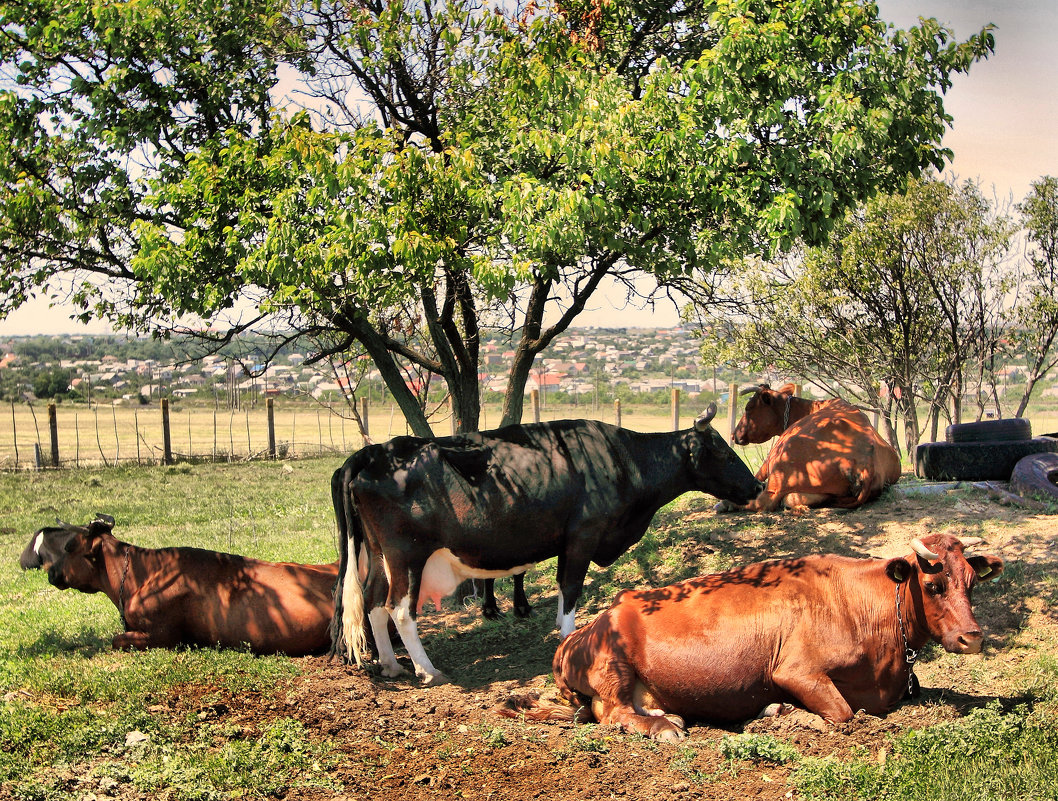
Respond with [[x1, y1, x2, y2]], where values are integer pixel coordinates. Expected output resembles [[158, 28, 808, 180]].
[[1010, 176, 1058, 417], [699, 178, 1016, 454]]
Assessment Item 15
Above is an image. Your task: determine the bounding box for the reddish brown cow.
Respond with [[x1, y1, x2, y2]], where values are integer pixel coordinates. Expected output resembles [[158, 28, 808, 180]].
[[498, 534, 1002, 740], [21, 516, 338, 656], [720, 383, 902, 512]]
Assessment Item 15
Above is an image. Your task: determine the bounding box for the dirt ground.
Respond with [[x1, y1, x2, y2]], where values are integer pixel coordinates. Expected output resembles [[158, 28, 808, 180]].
[[126, 486, 1058, 799]]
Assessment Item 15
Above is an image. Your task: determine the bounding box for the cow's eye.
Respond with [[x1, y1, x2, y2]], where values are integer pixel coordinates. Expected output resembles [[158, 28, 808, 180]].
[[925, 582, 942, 596]]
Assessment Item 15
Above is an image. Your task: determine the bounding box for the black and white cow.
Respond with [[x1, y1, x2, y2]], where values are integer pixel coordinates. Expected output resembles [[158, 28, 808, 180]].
[[330, 405, 762, 685]]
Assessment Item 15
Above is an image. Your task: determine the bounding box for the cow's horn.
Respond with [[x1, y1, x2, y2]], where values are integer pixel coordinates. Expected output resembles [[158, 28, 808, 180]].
[[739, 386, 761, 396], [910, 538, 941, 561], [694, 403, 718, 431]]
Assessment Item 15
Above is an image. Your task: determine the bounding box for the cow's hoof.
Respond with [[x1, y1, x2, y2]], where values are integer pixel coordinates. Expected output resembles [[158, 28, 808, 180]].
[[713, 500, 738, 513], [514, 605, 534, 618], [649, 718, 686, 742], [758, 702, 796, 718], [480, 605, 503, 620], [380, 663, 407, 679], [420, 670, 450, 687]]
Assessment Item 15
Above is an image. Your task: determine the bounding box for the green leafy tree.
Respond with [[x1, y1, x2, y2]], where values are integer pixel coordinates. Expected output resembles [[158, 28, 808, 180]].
[[700, 178, 1015, 454], [1011, 176, 1058, 417], [1, 0, 995, 434]]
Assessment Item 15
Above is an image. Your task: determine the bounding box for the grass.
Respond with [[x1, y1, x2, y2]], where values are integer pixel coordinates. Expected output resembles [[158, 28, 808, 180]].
[[2, 453, 1058, 799], [0, 460, 341, 800]]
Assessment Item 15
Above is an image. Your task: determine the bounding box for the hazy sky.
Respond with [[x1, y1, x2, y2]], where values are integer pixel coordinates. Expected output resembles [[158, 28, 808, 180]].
[[2, 0, 1054, 336]]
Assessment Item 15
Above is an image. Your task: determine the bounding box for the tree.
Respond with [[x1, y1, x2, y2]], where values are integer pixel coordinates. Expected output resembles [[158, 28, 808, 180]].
[[699, 178, 1015, 455], [0, 0, 996, 434], [1011, 176, 1058, 417]]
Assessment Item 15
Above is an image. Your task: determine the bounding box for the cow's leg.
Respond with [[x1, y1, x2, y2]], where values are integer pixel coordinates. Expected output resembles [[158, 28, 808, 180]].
[[387, 595, 449, 686], [782, 492, 830, 511], [480, 579, 501, 619], [113, 629, 177, 650], [555, 551, 592, 637], [512, 572, 532, 617], [771, 669, 854, 724], [585, 672, 687, 742], [379, 558, 449, 686], [367, 606, 405, 678]]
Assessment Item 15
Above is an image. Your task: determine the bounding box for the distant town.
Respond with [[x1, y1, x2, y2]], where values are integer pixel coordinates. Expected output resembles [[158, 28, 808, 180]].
[[0, 327, 751, 408]]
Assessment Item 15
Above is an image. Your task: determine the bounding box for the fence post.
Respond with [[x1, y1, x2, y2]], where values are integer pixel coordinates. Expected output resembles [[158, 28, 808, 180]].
[[450, 397, 457, 435], [614, 398, 622, 428], [671, 388, 680, 431], [267, 397, 276, 459], [360, 397, 369, 440], [728, 382, 739, 440], [531, 389, 541, 423], [161, 398, 173, 465], [48, 402, 59, 467]]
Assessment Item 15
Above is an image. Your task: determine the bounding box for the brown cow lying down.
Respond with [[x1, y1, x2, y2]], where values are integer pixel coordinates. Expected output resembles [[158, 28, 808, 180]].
[[497, 534, 1002, 741], [718, 383, 902, 512], [21, 515, 338, 656]]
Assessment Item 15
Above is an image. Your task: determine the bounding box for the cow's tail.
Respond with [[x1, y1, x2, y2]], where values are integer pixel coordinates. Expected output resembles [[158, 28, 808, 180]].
[[493, 694, 594, 724], [330, 457, 370, 667]]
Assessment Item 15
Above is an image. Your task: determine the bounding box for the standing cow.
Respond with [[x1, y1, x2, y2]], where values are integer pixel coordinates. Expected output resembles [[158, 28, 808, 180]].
[[719, 383, 902, 512], [498, 534, 1003, 740], [331, 404, 762, 685]]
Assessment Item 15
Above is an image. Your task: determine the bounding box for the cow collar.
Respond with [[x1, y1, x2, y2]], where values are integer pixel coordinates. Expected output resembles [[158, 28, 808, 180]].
[[895, 582, 918, 695], [117, 547, 131, 631], [782, 396, 792, 430]]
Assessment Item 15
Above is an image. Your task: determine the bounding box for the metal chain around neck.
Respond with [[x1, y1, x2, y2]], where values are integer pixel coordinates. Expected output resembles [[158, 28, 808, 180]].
[[896, 582, 918, 696], [782, 396, 792, 430], [117, 547, 131, 631]]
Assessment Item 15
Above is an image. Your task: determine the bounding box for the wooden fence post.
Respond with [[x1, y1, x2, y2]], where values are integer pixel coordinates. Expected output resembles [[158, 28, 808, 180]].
[[531, 389, 541, 423], [728, 382, 739, 440], [267, 397, 276, 459], [360, 397, 369, 440], [671, 388, 680, 431], [614, 399, 622, 428], [161, 398, 173, 465], [48, 402, 59, 467]]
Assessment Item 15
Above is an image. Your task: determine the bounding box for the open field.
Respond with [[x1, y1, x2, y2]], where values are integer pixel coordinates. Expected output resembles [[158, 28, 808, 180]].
[[2, 456, 1057, 800], [5, 397, 1058, 471], [0, 401, 709, 470]]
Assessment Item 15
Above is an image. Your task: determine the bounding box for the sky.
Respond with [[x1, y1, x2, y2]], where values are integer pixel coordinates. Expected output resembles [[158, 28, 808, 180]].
[[1, 0, 1055, 337]]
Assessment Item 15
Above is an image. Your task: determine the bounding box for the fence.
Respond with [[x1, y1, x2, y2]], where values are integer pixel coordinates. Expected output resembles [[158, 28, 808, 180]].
[[2, 386, 745, 471]]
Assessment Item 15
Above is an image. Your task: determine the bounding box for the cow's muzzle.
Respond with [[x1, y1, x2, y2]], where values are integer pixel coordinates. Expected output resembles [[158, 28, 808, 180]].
[[945, 630, 983, 654]]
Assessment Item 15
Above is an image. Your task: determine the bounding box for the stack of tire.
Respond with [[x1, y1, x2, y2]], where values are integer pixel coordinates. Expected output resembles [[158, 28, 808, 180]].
[[914, 418, 1058, 495]]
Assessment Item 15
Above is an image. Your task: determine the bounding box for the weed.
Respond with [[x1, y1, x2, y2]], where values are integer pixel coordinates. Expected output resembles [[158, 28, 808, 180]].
[[565, 724, 611, 754], [718, 733, 800, 765], [793, 701, 1058, 801], [478, 723, 510, 748]]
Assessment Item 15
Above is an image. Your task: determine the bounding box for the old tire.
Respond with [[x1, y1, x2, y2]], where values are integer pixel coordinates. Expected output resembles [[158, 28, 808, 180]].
[[914, 437, 1058, 481], [945, 418, 1031, 443], [1010, 452, 1058, 503]]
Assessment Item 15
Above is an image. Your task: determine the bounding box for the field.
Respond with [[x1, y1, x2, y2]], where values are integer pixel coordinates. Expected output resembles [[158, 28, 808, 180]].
[[2, 450, 1058, 800], [0, 400, 687, 470]]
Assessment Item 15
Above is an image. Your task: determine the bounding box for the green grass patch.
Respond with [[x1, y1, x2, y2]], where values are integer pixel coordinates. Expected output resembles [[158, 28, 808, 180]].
[[793, 701, 1058, 800]]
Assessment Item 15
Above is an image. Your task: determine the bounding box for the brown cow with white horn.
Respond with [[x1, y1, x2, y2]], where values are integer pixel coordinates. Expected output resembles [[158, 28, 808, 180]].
[[498, 534, 1002, 740], [21, 515, 338, 656], [718, 382, 902, 512]]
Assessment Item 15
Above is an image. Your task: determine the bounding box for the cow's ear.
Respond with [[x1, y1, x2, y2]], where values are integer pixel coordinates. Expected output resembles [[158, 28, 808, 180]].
[[777, 383, 797, 396], [885, 558, 913, 584], [968, 555, 1004, 582], [87, 517, 113, 537]]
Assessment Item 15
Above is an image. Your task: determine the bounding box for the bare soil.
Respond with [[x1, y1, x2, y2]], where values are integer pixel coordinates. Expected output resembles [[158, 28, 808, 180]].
[[139, 486, 1058, 799]]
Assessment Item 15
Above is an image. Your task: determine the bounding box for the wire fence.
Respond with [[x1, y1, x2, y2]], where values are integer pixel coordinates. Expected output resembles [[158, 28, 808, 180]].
[[2, 399, 375, 470], [2, 387, 743, 471]]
